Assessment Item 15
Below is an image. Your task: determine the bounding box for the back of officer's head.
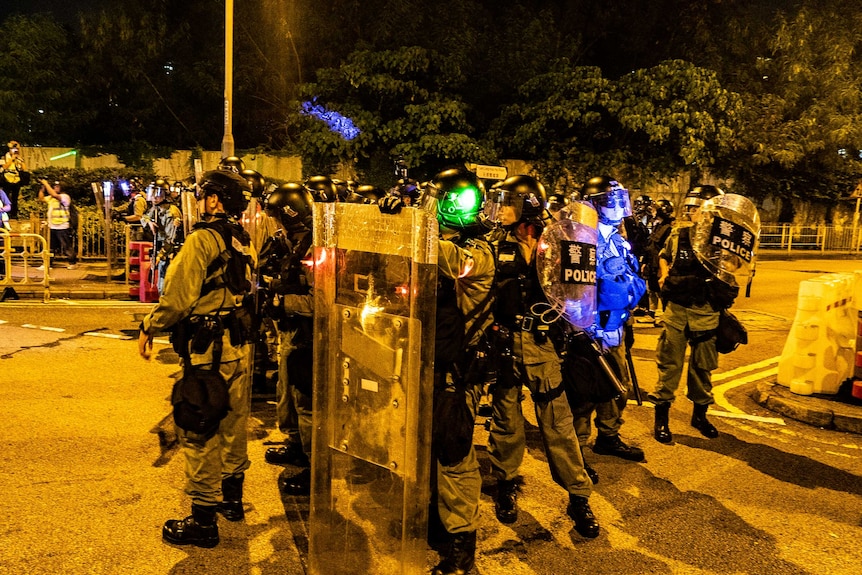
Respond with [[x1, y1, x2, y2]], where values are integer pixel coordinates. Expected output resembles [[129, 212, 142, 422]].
[[198, 170, 251, 217]]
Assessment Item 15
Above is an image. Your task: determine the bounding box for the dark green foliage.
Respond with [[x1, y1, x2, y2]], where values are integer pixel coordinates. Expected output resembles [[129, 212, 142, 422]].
[[1, 0, 860, 206]]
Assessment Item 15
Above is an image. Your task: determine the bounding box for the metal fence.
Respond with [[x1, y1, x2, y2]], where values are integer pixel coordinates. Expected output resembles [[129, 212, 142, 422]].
[[27, 217, 862, 260], [758, 224, 861, 253]]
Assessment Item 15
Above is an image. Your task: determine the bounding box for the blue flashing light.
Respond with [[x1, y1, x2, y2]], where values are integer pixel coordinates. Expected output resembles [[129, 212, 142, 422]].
[[301, 99, 360, 141]]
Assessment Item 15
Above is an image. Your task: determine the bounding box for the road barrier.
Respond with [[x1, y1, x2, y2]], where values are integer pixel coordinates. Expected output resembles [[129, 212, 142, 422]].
[[777, 272, 857, 395], [0, 231, 52, 301]]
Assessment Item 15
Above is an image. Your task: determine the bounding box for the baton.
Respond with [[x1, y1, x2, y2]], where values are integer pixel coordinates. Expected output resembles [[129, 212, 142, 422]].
[[577, 331, 627, 398], [622, 323, 642, 405], [625, 343, 643, 405]]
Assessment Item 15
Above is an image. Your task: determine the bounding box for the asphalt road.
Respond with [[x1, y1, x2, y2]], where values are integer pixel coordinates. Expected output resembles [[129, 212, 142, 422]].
[[1, 258, 861, 575]]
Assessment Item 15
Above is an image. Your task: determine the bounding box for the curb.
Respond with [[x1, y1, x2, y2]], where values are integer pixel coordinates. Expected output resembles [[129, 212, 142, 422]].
[[752, 381, 862, 435]]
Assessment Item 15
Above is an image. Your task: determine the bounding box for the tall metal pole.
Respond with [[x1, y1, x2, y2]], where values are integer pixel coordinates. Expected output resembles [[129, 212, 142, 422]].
[[854, 197, 861, 252], [221, 0, 235, 158]]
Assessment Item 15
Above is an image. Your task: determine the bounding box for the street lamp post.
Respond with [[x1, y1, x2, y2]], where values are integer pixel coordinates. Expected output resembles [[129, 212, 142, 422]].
[[221, 0, 235, 158]]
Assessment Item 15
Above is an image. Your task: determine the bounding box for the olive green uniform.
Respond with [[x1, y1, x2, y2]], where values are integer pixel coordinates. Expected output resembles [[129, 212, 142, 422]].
[[487, 228, 592, 499], [647, 226, 720, 406], [142, 219, 254, 507], [434, 236, 496, 534]]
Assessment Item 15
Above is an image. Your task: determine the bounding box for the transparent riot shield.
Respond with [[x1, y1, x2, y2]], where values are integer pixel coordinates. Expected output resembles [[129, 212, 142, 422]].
[[310, 202, 437, 575], [180, 191, 198, 238], [692, 194, 761, 288], [536, 201, 599, 328]]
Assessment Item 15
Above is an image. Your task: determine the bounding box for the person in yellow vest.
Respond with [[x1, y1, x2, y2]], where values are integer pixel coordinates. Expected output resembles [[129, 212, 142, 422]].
[[38, 179, 77, 270], [1, 141, 27, 219]]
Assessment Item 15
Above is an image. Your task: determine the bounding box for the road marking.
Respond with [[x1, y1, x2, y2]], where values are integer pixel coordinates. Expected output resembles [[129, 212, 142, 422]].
[[708, 410, 785, 425], [21, 324, 65, 332], [0, 320, 6, 325], [709, 355, 785, 424], [712, 355, 781, 383], [84, 332, 131, 340]]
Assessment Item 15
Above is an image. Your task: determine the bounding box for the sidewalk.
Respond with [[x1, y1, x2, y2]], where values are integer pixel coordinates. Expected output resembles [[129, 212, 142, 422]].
[[1, 260, 131, 301], [751, 380, 862, 435]]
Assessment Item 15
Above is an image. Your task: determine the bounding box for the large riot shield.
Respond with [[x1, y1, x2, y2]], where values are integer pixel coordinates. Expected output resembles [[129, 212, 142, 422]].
[[310, 202, 437, 575], [536, 201, 599, 328], [691, 194, 761, 288]]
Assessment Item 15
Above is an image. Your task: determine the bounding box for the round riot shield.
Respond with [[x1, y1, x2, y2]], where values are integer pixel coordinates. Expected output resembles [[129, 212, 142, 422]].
[[536, 201, 598, 328], [692, 193, 760, 287]]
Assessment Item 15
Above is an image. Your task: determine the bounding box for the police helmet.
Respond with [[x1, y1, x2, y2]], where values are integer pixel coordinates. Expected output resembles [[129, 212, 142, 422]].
[[240, 169, 267, 198], [582, 176, 632, 224], [305, 175, 338, 203], [331, 179, 355, 202], [422, 168, 485, 232], [198, 170, 252, 216], [547, 192, 569, 215], [394, 179, 422, 205], [149, 178, 170, 204], [655, 198, 674, 219], [633, 194, 654, 216], [265, 182, 314, 227], [355, 184, 386, 204], [170, 181, 185, 195], [218, 156, 246, 174], [684, 184, 725, 208], [484, 174, 548, 225]]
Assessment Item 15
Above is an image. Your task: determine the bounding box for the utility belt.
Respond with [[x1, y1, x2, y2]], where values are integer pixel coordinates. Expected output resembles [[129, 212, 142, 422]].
[[507, 313, 551, 333], [171, 306, 255, 359]]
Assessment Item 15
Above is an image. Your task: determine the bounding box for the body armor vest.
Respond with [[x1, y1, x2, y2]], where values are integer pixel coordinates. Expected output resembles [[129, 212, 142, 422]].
[[662, 226, 712, 307]]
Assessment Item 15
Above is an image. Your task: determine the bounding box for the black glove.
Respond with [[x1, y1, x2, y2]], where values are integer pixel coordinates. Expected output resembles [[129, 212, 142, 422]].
[[378, 195, 404, 214]]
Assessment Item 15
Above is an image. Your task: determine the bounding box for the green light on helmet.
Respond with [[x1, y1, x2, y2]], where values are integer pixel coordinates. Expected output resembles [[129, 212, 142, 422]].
[[438, 185, 481, 228]]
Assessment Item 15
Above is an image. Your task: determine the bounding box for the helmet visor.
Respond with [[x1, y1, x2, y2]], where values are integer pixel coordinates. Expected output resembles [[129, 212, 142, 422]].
[[592, 186, 632, 221], [483, 189, 529, 224]]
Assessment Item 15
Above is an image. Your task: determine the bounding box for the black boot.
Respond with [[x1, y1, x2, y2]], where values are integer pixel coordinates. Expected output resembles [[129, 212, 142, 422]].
[[593, 434, 645, 462], [432, 530, 477, 575], [494, 479, 519, 524], [691, 403, 719, 438], [265, 443, 310, 466], [654, 402, 673, 444], [217, 473, 244, 521], [567, 495, 600, 539], [279, 467, 311, 496], [163, 504, 219, 548]]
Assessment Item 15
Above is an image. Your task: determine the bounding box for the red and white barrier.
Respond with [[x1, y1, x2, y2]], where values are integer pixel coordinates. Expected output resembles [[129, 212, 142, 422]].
[[777, 272, 856, 395]]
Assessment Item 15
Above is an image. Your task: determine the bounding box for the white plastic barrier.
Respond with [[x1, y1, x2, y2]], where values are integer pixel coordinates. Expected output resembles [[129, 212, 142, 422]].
[[777, 272, 857, 395]]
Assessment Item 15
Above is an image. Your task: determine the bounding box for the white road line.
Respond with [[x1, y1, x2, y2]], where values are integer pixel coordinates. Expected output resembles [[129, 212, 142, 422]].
[[708, 410, 785, 425], [84, 332, 131, 340], [712, 355, 781, 382], [0, 320, 7, 324], [21, 324, 65, 332], [153, 337, 170, 345]]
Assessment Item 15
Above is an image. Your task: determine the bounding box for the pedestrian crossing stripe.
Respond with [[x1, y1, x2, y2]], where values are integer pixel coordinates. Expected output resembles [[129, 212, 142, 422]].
[[21, 324, 65, 332], [84, 332, 131, 340]]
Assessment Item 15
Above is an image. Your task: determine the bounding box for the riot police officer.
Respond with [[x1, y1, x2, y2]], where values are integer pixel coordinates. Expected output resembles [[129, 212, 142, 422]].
[[643, 198, 676, 321], [138, 169, 255, 548], [483, 174, 600, 539], [648, 185, 734, 443], [573, 177, 646, 468], [379, 167, 496, 575], [142, 178, 184, 293], [260, 183, 317, 495]]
